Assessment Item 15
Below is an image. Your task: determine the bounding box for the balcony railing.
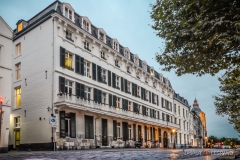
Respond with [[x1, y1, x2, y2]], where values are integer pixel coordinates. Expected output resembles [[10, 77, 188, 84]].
[[56, 94, 179, 129]]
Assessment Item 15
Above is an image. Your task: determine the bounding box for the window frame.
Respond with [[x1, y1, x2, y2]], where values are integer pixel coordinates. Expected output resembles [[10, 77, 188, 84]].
[[84, 60, 91, 78], [15, 87, 21, 108], [65, 51, 74, 70], [15, 63, 21, 80], [84, 86, 91, 100], [16, 43, 21, 56]]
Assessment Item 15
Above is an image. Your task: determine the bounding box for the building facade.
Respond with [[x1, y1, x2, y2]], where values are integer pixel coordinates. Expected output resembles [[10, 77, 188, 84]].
[[0, 16, 12, 153], [9, 1, 206, 150]]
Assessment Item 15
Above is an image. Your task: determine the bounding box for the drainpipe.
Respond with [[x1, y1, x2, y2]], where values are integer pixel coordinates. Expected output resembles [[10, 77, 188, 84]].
[[95, 116, 101, 148], [51, 17, 55, 151]]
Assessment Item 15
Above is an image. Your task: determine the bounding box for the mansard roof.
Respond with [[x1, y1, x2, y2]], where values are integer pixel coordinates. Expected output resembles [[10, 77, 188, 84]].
[[174, 92, 190, 107]]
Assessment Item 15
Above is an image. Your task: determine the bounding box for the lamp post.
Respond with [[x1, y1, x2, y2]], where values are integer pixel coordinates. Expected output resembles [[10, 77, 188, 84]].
[[205, 137, 208, 148], [172, 129, 176, 149]]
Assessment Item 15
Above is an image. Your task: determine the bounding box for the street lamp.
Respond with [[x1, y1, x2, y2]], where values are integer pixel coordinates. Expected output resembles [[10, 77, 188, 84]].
[[172, 129, 176, 149], [205, 137, 208, 148]]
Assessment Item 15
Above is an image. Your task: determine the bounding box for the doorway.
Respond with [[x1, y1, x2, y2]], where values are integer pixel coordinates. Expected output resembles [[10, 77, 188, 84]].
[[102, 119, 107, 146], [15, 130, 20, 148], [163, 131, 168, 148]]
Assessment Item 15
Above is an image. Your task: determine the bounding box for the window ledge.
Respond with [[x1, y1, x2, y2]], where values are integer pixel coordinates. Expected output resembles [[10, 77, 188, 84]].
[[13, 107, 21, 111], [13, 79, 22, 84], [14, 54, 22, 59]]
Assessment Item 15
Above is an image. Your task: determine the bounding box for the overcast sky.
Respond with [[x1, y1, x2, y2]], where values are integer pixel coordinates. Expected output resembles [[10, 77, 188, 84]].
[[0, 0, 238, 139]]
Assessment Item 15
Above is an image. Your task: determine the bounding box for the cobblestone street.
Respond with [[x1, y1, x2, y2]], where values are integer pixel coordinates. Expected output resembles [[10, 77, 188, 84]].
[[0, 148, 234, 160]]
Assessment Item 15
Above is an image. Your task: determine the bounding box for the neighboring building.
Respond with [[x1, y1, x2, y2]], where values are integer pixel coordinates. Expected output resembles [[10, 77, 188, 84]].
[[0, 16, 12, 153], [8, 1, 205, 150], [173, 93, 191, 148]]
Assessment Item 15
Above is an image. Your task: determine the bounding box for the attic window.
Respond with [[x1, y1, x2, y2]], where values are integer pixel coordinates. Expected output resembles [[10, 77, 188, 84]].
[[124, 50, 130, 59], [17, 23, 23, 32], [65, 7, 73, 20], [113, 41, 119, 51], [134, 56, 138, 65], [83, 20, 90, 32], [150, 69, 154, 75], [99, 32, 104, 41]]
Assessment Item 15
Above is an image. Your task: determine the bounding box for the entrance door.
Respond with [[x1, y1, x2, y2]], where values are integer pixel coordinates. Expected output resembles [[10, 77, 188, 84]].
[[163, 131, 168, 148], [102, 119, 107, 146], [15, 130, 20, 148]]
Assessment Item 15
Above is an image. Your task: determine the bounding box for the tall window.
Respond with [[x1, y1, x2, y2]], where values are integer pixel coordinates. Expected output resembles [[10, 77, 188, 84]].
[[101, 69, 106, 82], [183, 108, 185, 117], [137, 86, 140, 97], [146, 108, 149, 116], [127, 81, 131, 93], [84, 41, 91, 51], [101, 93, 106, 104], [174, 104, 176, 113], [15, 63, 21, 80], [128, 101, 131, 111], [14, 116, 20, 127], [15, 87, 21, 108], [84, 60, 91, 78], [116, 97, 120, 108], [85, 115, 94, 139], [116, 76, 120, 88], [83, 20, 90, 32], [153, 82, 156, 87], [115, 59, 119, 67], [178, 106, 180, 115], [136, 72, 140, 79], [16, 43, 21, 56], [145, 91, 148, 100], [127, 66, 131, 73], [117, 123, 120, 139], [84, 86, 91, 100], [65, 52, 73, 70], [66, 30, 73, 42], [128, 125, 131, 140], [65, 79, 72, 95]]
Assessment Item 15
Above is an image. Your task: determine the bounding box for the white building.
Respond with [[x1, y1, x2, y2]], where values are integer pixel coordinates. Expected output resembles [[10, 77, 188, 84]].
[[9, 1, 202, 150], [0, 16, 12, 153]]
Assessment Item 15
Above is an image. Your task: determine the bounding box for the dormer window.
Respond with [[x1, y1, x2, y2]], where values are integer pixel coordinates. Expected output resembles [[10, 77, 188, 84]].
[[150, 69, 154, 75], [17, 23, 23, 32], [113, 42, 118, 51], [124, 49, 130, 59], [99, 32, 104, 41], [65, 7, 73, 20], [142, 61, 147, 71], [134, 56, 139, 65], [83, 20, 90, 32]]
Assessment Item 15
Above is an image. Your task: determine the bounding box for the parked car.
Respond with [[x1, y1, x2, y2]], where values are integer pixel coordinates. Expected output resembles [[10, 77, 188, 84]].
[[134, 141, 142, 148]]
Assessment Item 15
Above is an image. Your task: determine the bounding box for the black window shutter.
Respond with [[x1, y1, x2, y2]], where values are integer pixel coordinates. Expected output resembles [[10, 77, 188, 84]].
[[135, 84, 137, 97], [75, 55, 80, 74], [125, 99, 128, 111], [121, 77, 124, 91], [108, 70, 111, 86], [144, 126, 147, 141], [152, 92, 154, 104], [80, 57, 84, 75], [149, 91, 151, 103], [170, 102, 172, 111], [122, 98, 125, 110], [59, 76, 65, 93], [94, 88, 98, 103], [125, 79, 127, 93], [92, 63, 96, 80], [142, 106, 146, 116], [150, 127, 152, 140], [80, 83, 85, 99], [150, 109, 152, 118], [158, 129, 161, 143], [153, 128, 155, 140], [60, 111, 65, 138], [158, 111, 160, 119], [113, 95, 116, 108], [162, 98, 164, 108], [97, 65, 102, 82], [122, 122, 128, 141], [98, 89, 102, 104], [153, 109, 155, 118], [70, 113, 76, 138], [76, 82, 80, 98], [112, 72, 116, 88], [60, 46, 65, 68], [109, 93, 112, 107], [157, 95, 159, 106], [132, 83, 135, 96], [141, 87, 144, 100], [133, 124, 136, 141], [113, 120, 117, 140]]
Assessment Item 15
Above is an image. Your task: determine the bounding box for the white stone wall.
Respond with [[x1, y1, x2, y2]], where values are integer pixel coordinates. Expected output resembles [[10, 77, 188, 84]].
[[0, 16, 12, 152]]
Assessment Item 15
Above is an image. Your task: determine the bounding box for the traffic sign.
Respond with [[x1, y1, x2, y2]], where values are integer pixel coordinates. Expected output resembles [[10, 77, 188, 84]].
[[50, 117, 56, 124]]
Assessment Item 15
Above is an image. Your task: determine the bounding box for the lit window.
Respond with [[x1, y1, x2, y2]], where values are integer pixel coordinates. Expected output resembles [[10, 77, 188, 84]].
[[84, 60, 91, 78], [17, 23, 23, 32], [83, 20, 90, 32], [150, 69, 154, 75], [65, 52, 73, 70], [116, 97, 120, 108], [101, 69, 106, 83], [15, 116, 20, 127], [16, 43, 21, 56], [15, 87, 21, 108], [15, 63, 21, 80], [84, 86, 91, 100], [101, 93, 106, 104], [65, 80, 72, 95]]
